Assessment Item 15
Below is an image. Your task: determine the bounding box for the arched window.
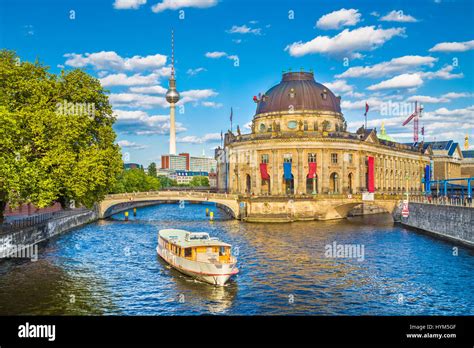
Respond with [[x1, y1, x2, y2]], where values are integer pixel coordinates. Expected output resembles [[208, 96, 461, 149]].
[[259, 123, 266, 132]]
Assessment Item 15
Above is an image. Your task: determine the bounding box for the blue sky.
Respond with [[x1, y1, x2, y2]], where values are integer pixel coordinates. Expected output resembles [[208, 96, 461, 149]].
[[1, 0, 473, 166]]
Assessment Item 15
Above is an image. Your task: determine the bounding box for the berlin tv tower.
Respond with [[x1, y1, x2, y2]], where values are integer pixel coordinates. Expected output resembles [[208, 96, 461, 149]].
[[166, 30, 180, 155]]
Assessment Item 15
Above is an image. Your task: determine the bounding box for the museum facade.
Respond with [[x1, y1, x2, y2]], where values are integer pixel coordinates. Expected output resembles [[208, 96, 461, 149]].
[[216, 71, 432, 196]]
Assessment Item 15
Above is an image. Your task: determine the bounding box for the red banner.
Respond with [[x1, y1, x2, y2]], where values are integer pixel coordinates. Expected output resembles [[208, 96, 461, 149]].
[[260, 163, 270, 180], [367, 156, 374, 193], [307, 162, 317, 178]]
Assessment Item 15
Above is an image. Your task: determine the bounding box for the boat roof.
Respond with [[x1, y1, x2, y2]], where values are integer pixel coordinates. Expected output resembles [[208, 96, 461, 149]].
[[159, 229, 231, 248]]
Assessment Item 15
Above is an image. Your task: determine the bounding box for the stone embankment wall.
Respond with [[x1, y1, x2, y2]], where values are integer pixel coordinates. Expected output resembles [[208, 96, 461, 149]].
[[400, 203, 474, 247], [0, 209, 97, 258]]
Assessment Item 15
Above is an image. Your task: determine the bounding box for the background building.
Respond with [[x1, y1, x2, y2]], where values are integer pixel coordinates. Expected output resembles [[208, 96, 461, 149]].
[[190, 155, 217, 173], [173, 171, 209, 185]]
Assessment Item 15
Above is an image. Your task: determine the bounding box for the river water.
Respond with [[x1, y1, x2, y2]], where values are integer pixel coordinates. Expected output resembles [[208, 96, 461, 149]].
[[0, 202, 473, 315]]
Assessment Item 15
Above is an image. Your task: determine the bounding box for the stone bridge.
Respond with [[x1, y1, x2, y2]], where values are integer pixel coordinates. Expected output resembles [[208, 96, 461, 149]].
[[99, 191, 403, 223]]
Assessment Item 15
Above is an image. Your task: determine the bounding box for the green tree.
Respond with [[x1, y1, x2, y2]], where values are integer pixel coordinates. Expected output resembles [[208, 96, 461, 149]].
[[0, 50, 123, 221], [111, 168, 161, 193], [157, 175, 176, 188], [148, 162, 157, 177], [189, 176, 209, 187]]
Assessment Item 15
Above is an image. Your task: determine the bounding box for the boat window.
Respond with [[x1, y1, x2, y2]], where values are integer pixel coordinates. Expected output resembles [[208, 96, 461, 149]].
[[219, 247, 226, 256], [185, 248, 192, 257]]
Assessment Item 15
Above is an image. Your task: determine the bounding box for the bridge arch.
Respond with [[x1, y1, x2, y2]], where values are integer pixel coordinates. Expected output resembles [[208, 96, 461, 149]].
[[99, 193, 240, 220]]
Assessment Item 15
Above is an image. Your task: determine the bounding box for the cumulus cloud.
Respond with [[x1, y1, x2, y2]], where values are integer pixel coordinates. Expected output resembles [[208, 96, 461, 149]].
[[316, 8, 361, 30], [113, 0, 146, 9], [336, 55, 437, 78], [109, 93, 168, 108], [64, 51, 167, 71], [113, 109, 186, 135], [367, 73, 423, 90], [285, 26, 405, 58], [227, 24, 261, 35], [129, 85, 167, 94], [117, 140, 148, 150], [99, 73, 161, 87], [177, 133, 221, 144], [419, 65, 463, 80], [201, 101, 223, 108], [429, 40, 474, 52], [152, 0, 217, 13], [204, 51, 239, 63], [380, 10, 418, 23], [321, 80, 355, 96], [187, 67, 206, 76]]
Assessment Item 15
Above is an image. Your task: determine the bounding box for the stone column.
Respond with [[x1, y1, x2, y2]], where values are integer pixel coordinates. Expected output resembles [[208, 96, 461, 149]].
[[297, 148, 303, 195], [272, 149, 278, 195]]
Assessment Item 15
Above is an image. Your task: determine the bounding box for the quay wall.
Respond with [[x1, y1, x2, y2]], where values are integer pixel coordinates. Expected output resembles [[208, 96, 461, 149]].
[[0, 209, 97, 258], [401, 203, 474, 247]]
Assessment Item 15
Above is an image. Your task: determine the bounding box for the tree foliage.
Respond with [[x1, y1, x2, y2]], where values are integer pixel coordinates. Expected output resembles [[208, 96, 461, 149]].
[[189, 176, 209, 187], [0, 50, 123, 221], [111, 169, 161, 193], [147, 162, 157, 177]]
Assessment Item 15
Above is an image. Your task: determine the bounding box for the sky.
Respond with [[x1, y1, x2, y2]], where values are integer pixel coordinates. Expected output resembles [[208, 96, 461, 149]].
[[1, 0, 473, 167]]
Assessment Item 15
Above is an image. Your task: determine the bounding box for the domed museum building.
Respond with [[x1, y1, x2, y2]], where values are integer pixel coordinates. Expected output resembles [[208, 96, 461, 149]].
[[216, 71, 432, 196]]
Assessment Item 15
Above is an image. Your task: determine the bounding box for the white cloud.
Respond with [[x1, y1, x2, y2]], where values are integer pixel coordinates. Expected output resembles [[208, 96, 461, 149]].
[[187, 67, 206, 76], [322, 80, 354, 95], [177, 133, 221, 144], [367, 73, 423, 91], [129, 85, 167, 94], [420, 65, 463, 80], [205, 51, 227, 58], [100, 73, 161, 87], [336, 55, 437, 78], [64, 51, 167, 71], [380, 10, 418, 23], [152, 0, 217, 13], [429, 40, 474, 52], [227, 24, 261, 35], [113, 0, 146, 10], [316, 8, 361, 30], [201, 101, 223, 108], [370, 11, 380, 17], [285, 26, 405, 58], [204, 51, 239, 63], [113, 109, 186, 135], [117, 140, 148, 150], [442, 92, 472, 99], [406, 95, 448, 103]]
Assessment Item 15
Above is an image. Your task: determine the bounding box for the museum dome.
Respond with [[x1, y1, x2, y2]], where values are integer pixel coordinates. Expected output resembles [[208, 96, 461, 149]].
[[254, 71, 342, 117]]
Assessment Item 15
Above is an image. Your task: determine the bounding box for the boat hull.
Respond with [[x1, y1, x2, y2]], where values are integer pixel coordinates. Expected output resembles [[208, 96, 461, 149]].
[[156, 245, 238, 286]]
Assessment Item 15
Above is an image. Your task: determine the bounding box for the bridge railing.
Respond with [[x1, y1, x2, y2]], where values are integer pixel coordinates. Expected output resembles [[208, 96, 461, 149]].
[[104, 191, 239, 201], [410, 195, 473, 208]]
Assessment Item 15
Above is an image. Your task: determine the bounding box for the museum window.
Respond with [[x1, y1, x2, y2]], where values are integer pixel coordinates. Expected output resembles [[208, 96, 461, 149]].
[[331, 153, 338, 164], [283, 154, 292, 163], [348, 154, 353, 164], [261, 154, 269, 164], [303, 120, 308, 131], [313, 121, 318, 131], [308, 153, 316, 163], [259, 123, 266, 132]]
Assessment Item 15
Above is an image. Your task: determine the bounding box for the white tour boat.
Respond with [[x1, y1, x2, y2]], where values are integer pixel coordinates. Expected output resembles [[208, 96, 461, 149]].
[[157, 229, 238, 286]]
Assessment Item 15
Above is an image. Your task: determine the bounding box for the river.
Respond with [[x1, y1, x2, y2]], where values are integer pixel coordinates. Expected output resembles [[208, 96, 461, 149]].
[[0, 202, 473, 315]]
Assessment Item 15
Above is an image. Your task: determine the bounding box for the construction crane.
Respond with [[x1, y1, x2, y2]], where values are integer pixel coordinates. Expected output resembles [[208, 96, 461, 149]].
[[402, 101, 423, 142]]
